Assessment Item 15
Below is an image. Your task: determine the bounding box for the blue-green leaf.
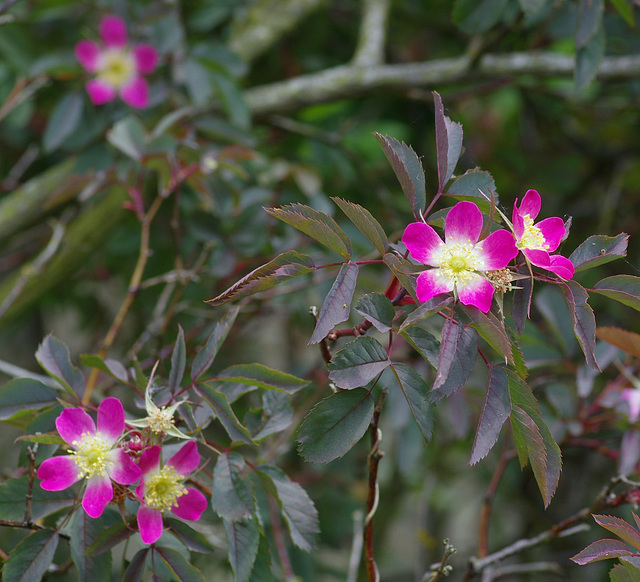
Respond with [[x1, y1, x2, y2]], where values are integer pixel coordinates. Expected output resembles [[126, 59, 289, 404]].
[[35, 334, 84, 396], [328, 336, 390, 389], [3, 529, 59, 582]]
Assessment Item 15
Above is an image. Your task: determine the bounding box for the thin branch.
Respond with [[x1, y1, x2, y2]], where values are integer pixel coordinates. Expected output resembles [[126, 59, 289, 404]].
[[352, 0, 390, 67], [423, 539, 457, 582], [481, 561, 564, 581], [347, 510, 364, 582]]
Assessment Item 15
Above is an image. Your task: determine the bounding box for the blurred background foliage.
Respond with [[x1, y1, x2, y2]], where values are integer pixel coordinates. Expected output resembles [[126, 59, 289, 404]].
[[1, 0, 640, 580]]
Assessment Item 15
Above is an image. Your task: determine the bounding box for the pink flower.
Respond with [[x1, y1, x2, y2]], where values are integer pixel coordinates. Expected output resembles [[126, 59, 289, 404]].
[[402, 201, 518, 313], [75, 15, 158, 108], [136, 441, 207, 544], [37, 398, 141, 518], [620, 389, 640, 422], [512, 189, 575, 279]]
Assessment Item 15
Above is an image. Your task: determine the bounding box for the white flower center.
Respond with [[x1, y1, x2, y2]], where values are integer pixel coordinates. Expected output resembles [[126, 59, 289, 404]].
[[72, 432, 112, 479], [518, 215, 547, 250], [148, 406, 175, 434], [144, 466, 187, 511], [98, 48, 135, 88], [438, 239, 484, 286]]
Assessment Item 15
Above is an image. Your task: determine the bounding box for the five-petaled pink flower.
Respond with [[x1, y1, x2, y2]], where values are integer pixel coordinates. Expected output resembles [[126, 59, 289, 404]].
[[136, 441, 207, 544], [37, 397, 141, 518], [512, 189, 575, 279], [75, 15, 158, 109], [402, 201, 518, 313]]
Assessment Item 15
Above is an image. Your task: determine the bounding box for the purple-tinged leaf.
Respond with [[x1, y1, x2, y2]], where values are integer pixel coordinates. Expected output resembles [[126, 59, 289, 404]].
[[164, 518, 215, 554], [390, 363, 434, 445], [433, 91, 463, 191], [461, 305, 513, 365], [570, 538, 632, 565], [373, 132, 426, 219], [154, 546, 205, 582], [0, 378, 58, 420], [168, 325, 186, 393], [121, 548, 148, 582], [207, 250, 315, 306], [331, 197, 388, 256], [399, 296, 453, 331], [430, 320, 478, 401], [559, 280, 598, 370], [213, 363, 309, 394], [569, 233, 628, 273], [576, 0, 604, 49], [211, 452, 254, 522], [265, 204, 352, 260], [399, 326, 440, 368], [70, 511, 110, 582], [328, 336, 390, 389], [2, 529, 59, 582], [224, 518, 259, 582], [594, 514, 640, 552], [355, 293, 395, 333], [297, 388, 374, 463], [512, 271, 533, 336], [309, 262, 359, 344], [190, 306, 239, 381], [597, 326, 640, 359], [84, 519, 136, 557], [249, 391, 294, 441], [35, 334, 84, 396], [383, 253, 421, 303], [195, 383, 255, 445], [470, 365, 511, 465], [619, 430, 640, 476], [592, 275, 640, 312], [445, 168, 498, 212]]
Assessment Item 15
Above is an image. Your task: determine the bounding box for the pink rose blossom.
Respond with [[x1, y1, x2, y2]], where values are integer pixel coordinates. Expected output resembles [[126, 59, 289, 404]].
[[37, 397, 141, 518], [75, 15, 158, 108], [402, 201, 518, 313], [620, 388, 640, 423], [136, 441, 207, 544], [512, 189, 575, 279]]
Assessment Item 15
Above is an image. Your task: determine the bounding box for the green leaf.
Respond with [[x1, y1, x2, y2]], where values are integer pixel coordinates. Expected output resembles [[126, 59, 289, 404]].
[[224, 518, 260, 582], [517, 0, 548, 16], [84, 519, 136, 557], [453, 0, 509, 34], [608, 0, 635, 26], [399, 326, 440, 368], [610, 561, 640, 582], [399, 296, 453, 331], [2, 529, 59, 582], [569, 233, 628, 272], [107, 116, 147, 161], [592, 275, 640, 311], [575, 25, 605, 90], [195, 383, 255, 445], [373, 132, 426, 220], [461, 304, 513, 364], [297, 388, 374, 463], [433, 91, 463, 191], [165, 518, 215, 553], [576, 0, 604, 48], [0, 475, 75, 521], [35, 334, 84, 396], [212, 72, 251, 130], [122, 548, 149, 582], [445, 168, 498, 211], [328, 336, 390, 389], [331, 197, 388, 255], [0, 378, 58, 420], [190, 306, 239, 380], [560, 280, 598, 370], [309, 261, 359, 344], [79, 354, 128, 383], [265, 203, 352, 260], [355, 293, 395, 333], [207, 250, 315, 305], [154, 546, 205, 582], [249, 391, 293, 441], [211, 452, 255, 522], [70, 511, 111, 582], [169, 325, 187, 393], [214, 363, 309, 394], [389, 364, 435, 445], [43, 92, 84, 153]]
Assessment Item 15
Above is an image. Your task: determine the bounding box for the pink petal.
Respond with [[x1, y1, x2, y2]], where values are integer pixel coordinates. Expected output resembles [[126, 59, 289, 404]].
[[457, 274, 496, 313], [86, 79, 117, 105], [522, 248, 551, 268], [133, 45, 158, 74], [445, 202, 483, 245], [517, 189, 541, 220], [138, 503, 164, 544], [402, 222, 443, 266], [621, 389, 640, 422], [108, 448, 141, 485], [75, 40, 102, 73], [83, 474, 113, 518], [478, 230, 518, 270], [119, 76, 149, 109], [535, 217, 566, 253], [415, 269, 454, 303], [139, 446, 161, 477], [56, 408, 96, 446], [167, 441, 199, 477], [171, 488, 207, 521], [37, 456, 81, 491], [547, 255, 575, 279], [100, 16, 128, 48], [97, 397, 125, 444], [512, 202, 525, 240]]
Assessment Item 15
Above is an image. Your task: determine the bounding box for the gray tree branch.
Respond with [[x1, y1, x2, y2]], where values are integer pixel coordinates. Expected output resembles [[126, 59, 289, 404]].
[[352, 0, 390, 67]]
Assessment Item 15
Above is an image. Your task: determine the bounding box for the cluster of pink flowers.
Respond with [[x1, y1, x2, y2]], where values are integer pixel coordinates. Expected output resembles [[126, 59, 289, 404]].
[[402, 189, 575, 313], [37, 398, 206, 545]]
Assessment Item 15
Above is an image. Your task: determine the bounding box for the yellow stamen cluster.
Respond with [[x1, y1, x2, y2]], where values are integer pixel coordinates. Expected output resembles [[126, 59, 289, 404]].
[[439, 239, 484, 286], [98, 49, 135, 88], [518, 215, 547, 250], [486, 268, 513, 293], [72, 432, 112, 479], [144, 466, 186, 511], [147, 406, 175, 434]]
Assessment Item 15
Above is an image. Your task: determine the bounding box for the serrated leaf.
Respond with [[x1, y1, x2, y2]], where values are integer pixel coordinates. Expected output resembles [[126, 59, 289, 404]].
[[560, 280, 598, 370], [373, 132, 426, 219], [35, 334, 84, 396], [2, 529, 59, 582], [309, 261, 359, 344], [165, 518, 215, 553], [445, 168, 498, 211], [16, 433, 65, 445], [84, 519, 136, 557], [107, 116, 147, 160], [224, 518, 260, 582], [169, 326, 186, 393], [79, 354, 128, 383], [399, 296, 453, 331], [569, 233, 628, 272], [399, 326, 440, 368], [355, 293, 395, 333], [594, 514, 640, 551], [211, 452, 254, 522], [328, 336, 390, 389], [207, 251, 315, 305], [383, 253, 421, 303], [0, 476, 75, 521], [0, 378, 58, 420], [592, 275, 640, 312], [433, 91, 463, 191], [154, 546, 205, 582], [249, 391, 293, 441], [297, 388, 374, 463], [43, 92, 84, 153], [570, 538, 632, 565], [575, 25, 605, 89], [461, 305, 513, 364], [609, 0, 635, 26], [213, 363, 309, 394], [576, 0, 604, 48], [470, 365, 511, 465], [610, 561, 640, 582], [190, 306, 239, 380], [390, 364, 434, 445], [195, 384, 255, 445], [257, 465, 319, 551], [122, 548, 149, 582], [70, 511, 111, 582], [597, 327, 640, 358], [265, 204, 352, 260], [331, 197, 388, 255]]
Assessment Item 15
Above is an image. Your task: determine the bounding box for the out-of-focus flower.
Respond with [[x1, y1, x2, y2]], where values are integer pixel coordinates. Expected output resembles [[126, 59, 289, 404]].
[[512, 189, 575, 279], [75, 15, 158, 108], [620, 388, 640, 422], [136, 441, 207, 544], [402, 201, 518, 313], [37, 398, 141, 518]]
